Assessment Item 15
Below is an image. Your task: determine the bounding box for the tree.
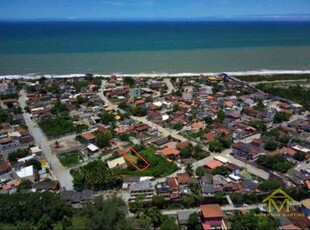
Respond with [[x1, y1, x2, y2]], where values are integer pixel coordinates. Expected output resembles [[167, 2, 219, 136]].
[[188, 212, 200, 230], [209, 140, 224, 153], [293, 151, 306, 161], [144, 207, 163, 228], [180, 146, 192, 159], [118, 101, 129, 110], [185, 163, 193, 176], [160, 216, 178, 230], [73, 160, 122, 191], [24, 106, 31, 113], [25, 159, 42, 171], [173, 122, 183, 130], [250, 120, 267, 132], [96, 132, 113, 148], [212, 166, 229, 176], [0, 108, 10, 123], [152, 195, 165, 209], [203, 115, 213, 124], [17, 179, 33, 191], [264, 141, 278, 151], [130, 106, 148, 116], [274, 112, 290, 123], [195, 166, 205, 177], [230, 209, 279, 230], [100, 112, 116, 125], [258, 179, 281, 192], [216, 110, 226, 123], [61, 216, 72, 230], [257, 154, 292, 173], [82, 196, 127, 230], [123, 77, 135, 86], [182, 195, 195, 208]]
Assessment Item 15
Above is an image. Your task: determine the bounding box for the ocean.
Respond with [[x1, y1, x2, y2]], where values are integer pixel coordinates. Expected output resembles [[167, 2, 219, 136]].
[[1, 21, 310, 75]]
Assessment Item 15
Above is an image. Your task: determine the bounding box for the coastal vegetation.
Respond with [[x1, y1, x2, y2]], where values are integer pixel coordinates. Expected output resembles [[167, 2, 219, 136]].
[[236, 73, 310, 82], [256, 84, 310, 111]]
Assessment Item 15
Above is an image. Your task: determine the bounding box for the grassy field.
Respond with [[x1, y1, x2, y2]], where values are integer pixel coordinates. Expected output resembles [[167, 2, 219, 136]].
[[59, 151, 81, 167], [124, 152, 138, 164], [116, 147, 178, 177]]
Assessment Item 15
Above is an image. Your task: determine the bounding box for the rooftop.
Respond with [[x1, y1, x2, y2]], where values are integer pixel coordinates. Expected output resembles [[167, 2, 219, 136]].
[[200, 204, 224, 219]]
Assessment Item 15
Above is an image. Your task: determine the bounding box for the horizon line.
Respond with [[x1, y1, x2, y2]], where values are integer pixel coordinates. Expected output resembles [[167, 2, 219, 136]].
[[1, 18, 310, 22]]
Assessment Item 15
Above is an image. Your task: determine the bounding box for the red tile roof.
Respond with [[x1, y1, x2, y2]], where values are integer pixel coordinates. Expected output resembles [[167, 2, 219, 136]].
[[191, 122, 204, 131], [205, 160, 223, 169], [167, 177, 179, 191], [161, 147, 180, 156], [81, 132, 96, 141], [200, 204, 224, 219], [176, 141, 191, 150], [177, 173, 190, 184]]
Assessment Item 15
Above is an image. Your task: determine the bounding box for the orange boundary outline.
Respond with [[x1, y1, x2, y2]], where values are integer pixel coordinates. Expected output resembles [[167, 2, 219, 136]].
[[120, 147, 150, 172]]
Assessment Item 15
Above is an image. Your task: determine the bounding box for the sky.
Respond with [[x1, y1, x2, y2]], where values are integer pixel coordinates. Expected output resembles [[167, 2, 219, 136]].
[[1, 0, 310, 21]]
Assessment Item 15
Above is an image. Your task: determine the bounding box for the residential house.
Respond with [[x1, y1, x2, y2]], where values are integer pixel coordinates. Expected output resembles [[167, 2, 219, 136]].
[[177, 173, 190, 185], [129, 180, 155, 201], [34, 180, 59, 191], [167, 177, 179, 193], [80, 132, 96, 144], [0, 136, 21, 154], [200, 204, 224, 229], [0, 161, 11, 176], [160, 147, 180, 159], [205, 159, 223, 171], [177, 210, 196, 227], [232, 142, 266, 161], [152, 136, 170, 148], [156, 182, 172, 199], [107, 156, 127, 170], [201, 183, 215, 197], [15, 165, 38, 182]]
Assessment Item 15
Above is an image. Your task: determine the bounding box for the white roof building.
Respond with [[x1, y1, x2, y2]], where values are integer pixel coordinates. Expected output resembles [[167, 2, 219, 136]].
[[18, 154, 36, 163], [107, 156, 127, 170], [87, 144, 99, 152], [30, 146, 42, 154], [153, 101, 163, 107], [214, 156, 230, 164], [16, 165, 35, 181], [162, 114, 169, 121]]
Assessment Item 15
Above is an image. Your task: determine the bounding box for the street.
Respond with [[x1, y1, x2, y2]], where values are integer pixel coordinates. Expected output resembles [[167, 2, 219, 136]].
[[19, 90, 74, 190]]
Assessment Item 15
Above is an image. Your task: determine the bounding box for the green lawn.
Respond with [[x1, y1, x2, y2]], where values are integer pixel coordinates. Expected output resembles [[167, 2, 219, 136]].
[[59, 151, 81, 167], [116, 147, 178, 177]]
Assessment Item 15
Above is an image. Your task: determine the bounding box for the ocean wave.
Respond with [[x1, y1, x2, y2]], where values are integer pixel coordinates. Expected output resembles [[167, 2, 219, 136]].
[[1, 70, 310, 79]]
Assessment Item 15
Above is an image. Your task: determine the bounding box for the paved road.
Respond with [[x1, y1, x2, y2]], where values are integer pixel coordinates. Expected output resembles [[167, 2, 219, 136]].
[[131, 116, 187, 142], [162, 202, 301, 215], [164, 78, 175, 94], [19, 90, 74, 190]]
